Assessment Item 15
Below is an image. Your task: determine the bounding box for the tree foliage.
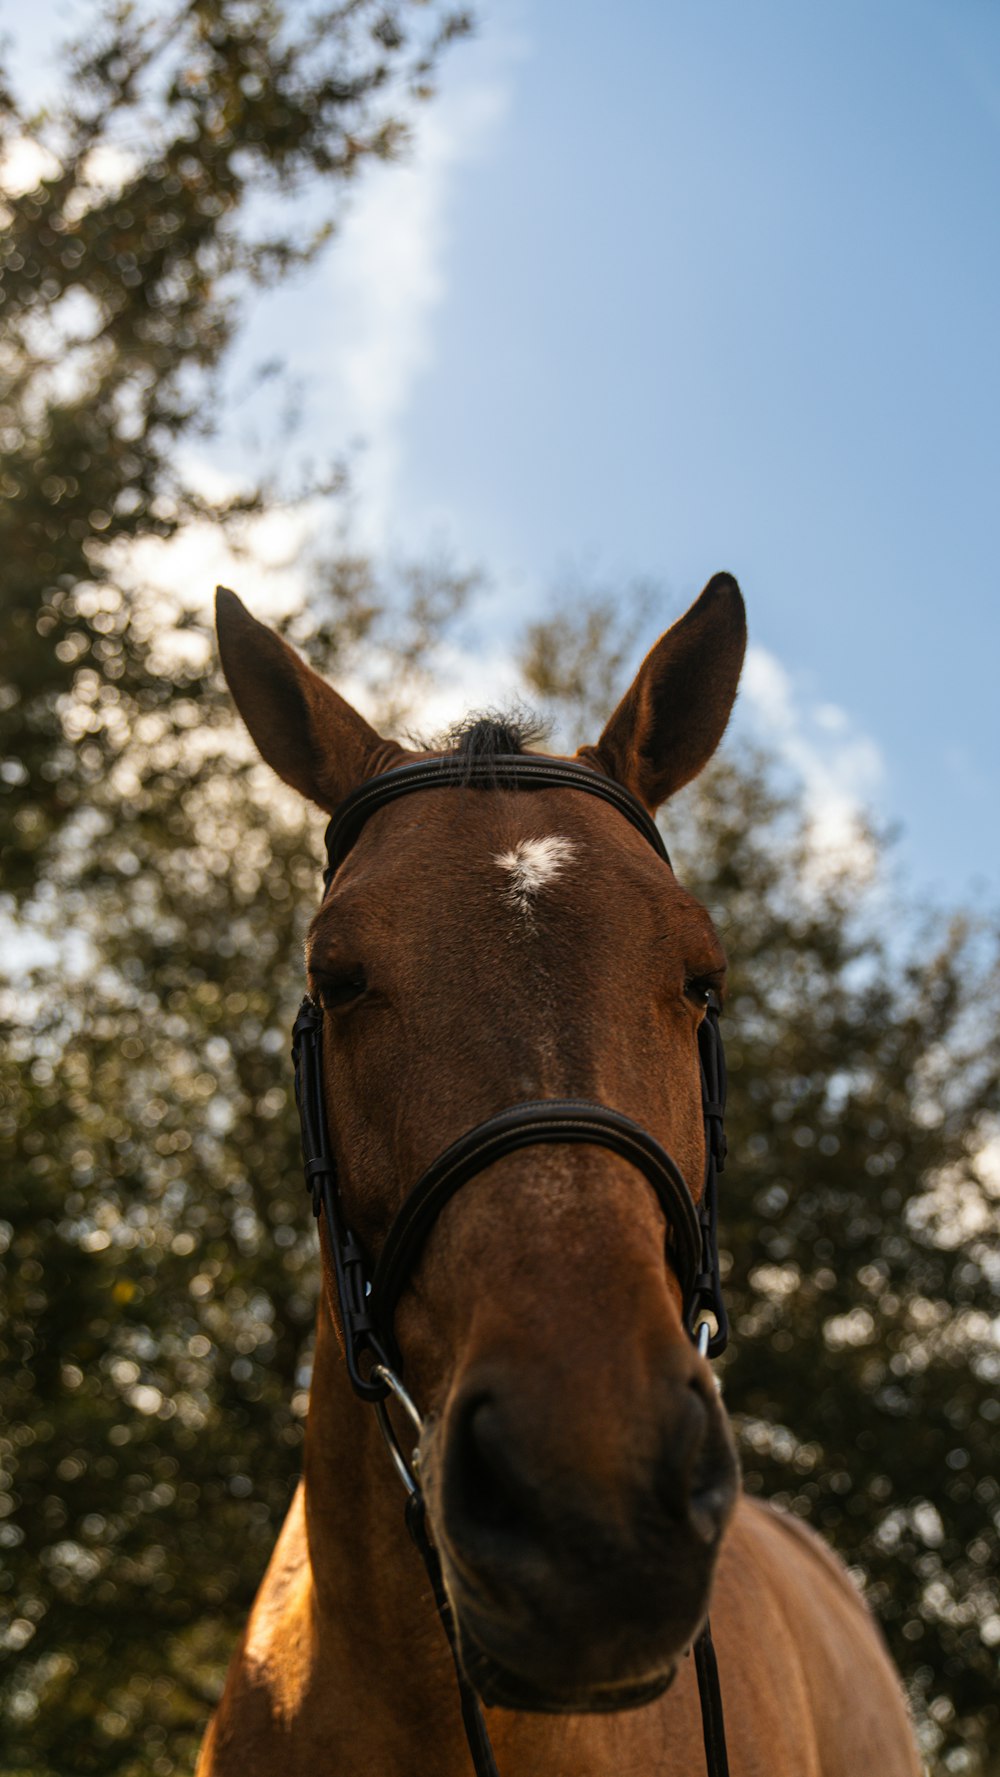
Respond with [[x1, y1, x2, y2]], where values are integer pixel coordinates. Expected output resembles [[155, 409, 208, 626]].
[[0, 4, 473, 1769], [2, 12, 999, 1777], [0, 0, 470, 895], [1, 561, 477, 1773], [4, 573, 998, 1774]]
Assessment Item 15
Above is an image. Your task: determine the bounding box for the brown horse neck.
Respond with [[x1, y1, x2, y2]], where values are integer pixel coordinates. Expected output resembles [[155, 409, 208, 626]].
[[302, 1298, 471, 1751]]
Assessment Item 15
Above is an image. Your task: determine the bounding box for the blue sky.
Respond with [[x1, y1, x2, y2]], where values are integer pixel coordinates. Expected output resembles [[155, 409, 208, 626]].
[[6, 0, 999, 903]]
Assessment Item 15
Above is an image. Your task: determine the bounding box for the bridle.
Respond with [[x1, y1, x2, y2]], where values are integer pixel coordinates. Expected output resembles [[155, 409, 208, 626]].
[[291, 754, 732, 1777]]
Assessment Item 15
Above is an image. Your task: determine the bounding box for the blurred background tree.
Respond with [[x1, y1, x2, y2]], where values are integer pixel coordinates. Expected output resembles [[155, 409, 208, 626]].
[[0, 3, 477, 1770], [1, 9, 998, 1777], [0, 0, 471, 898]]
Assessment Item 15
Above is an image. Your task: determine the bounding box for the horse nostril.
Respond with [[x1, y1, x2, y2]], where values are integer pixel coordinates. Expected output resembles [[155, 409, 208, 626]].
[[445, 1391, 532, 1544], [687, 1366, 714, 1408], [685, 1382, 737, 1547], [654, 1371, 736, 1549], [687, 1482, 730, 1547]]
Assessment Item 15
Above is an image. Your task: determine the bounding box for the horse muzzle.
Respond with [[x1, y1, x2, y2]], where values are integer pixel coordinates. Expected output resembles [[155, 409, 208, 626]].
[[431, 1357, 740, 1713]]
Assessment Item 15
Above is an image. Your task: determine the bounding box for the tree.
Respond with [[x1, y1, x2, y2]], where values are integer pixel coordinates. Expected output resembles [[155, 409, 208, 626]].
[[0, 0, 470, 896], [0, 4, 475, 1769], [2, 10, 998, 1771], [1, 556, 478, 1774], [4, 576, 998, 1774]]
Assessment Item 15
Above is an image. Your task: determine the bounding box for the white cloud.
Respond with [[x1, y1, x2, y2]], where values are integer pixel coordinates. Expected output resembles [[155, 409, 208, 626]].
[[0, 136, 59, 197], [741, 644, 885, 878], [90, 31, 520, 630], [0, 134, 134, 206], [328, 631, 521, 740], [978, 1133, 1000, 1199], [104, 483, 319, 637], [318, 49, 515, 543]]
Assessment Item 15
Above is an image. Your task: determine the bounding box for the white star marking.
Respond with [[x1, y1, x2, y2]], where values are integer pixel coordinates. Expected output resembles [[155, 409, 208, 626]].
[[495, 835, 578, 919]]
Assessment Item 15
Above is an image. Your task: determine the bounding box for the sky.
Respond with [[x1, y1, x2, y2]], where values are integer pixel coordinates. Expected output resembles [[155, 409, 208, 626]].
[[6, 0, 1000, 905]]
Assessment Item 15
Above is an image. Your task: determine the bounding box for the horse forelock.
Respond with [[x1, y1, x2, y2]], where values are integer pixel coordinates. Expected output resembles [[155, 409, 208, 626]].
[[430, 707, 551, 784]]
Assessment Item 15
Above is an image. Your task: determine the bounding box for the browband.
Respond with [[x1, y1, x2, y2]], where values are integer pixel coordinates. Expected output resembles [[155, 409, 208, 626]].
[[323, 754, 671, 886]]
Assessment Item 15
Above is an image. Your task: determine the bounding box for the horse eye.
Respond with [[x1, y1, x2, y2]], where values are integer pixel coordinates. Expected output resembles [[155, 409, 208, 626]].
[[312, 968, 368, 1012], [684, 976, 721, 1010]]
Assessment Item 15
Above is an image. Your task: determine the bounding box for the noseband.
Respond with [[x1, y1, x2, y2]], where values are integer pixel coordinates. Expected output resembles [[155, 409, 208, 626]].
[[291, 754, 731, 1777]]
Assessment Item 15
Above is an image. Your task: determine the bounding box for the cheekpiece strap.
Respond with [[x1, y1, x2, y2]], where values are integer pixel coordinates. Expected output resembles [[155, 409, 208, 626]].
[[292, 998, 393, 1401], [687, 999, 729, 1357]]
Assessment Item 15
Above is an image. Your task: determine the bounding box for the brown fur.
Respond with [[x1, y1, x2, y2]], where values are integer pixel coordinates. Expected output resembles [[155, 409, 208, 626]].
[[200, 579, 921, 1775]]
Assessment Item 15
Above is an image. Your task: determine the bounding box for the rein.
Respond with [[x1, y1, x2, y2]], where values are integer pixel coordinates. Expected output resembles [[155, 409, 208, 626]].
[[291, 754, 731, 1777]]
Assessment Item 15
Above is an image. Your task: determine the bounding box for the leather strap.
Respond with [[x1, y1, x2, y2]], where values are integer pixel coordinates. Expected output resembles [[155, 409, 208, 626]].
[[695, 1620, 730, 1775], [372, 1100, 701, 1352], [324, 754, 671, 885], [690, 1004, 729, 1357], [406, 1493, 501, 1777]]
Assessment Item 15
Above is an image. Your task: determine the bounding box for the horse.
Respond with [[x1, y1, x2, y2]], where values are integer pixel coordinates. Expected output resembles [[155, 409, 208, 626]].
[[197, 575, 922, 1777]]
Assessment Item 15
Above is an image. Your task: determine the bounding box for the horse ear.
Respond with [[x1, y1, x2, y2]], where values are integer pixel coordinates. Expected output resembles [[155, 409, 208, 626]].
[[579, 573, 746, 811], [215, 586, 389, 812]]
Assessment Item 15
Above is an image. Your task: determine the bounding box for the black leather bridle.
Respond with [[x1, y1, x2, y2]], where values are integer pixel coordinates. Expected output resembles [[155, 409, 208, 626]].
[[291, 754, 731, 1777]]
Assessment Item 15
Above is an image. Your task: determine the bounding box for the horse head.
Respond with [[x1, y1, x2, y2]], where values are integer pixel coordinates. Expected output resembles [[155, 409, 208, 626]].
[[216, 575, 747, 1716]]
